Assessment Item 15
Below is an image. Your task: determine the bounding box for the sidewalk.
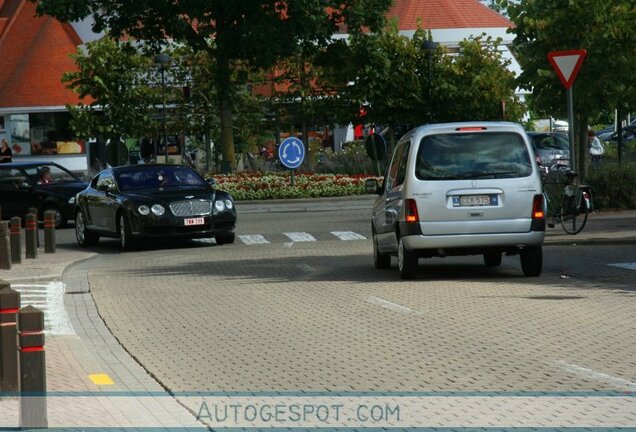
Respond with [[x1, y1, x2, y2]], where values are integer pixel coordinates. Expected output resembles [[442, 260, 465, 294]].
[[0, 200, 634, 428], [0, 244, 205, 429]]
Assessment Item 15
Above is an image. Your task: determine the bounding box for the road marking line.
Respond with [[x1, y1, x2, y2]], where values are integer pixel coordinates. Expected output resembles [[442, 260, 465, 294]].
[[88, 373, 115, 386], [554, 360, 636, 391], [608, 262, 636, 270], [239, 234, 270, 245], [367, 296, 420, 315], [13, 282, 75, 336], [331, 231, 367, 241], [284, 232, 316, 242]]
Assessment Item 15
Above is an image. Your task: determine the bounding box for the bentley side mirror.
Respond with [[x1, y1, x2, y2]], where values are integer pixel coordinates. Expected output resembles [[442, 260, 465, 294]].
[[365, 178, 381, 195], [207, 178, 216, 189]]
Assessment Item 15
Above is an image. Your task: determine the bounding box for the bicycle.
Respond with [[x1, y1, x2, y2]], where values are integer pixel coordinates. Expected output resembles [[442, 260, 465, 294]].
[[541, 162, 592, 235]]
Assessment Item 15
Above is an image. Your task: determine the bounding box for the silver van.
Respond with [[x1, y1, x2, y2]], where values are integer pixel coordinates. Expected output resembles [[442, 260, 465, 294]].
[[366, 122, 545, 279]]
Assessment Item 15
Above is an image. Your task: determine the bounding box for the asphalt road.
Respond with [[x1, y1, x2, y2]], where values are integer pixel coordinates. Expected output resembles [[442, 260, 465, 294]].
[[53, 208, 636, 400]]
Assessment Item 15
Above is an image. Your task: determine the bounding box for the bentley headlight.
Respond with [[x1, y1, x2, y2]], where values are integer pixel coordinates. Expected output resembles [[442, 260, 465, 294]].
[[68, 196, 76, 204], [214, 200, 226, 212], [224, 199, 233, 210], [138, 205, 150, 215], [151, 204, 165, 216]]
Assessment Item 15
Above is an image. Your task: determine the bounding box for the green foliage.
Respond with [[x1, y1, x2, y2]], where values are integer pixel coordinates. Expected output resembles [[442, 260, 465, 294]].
[[508, 0, 636, 173], [210, 172, 379, 201], [587, 164, 636, 210], [62, 37, 160, 140], [433, 34, 525, 122], [316, 141, 378, 175], [324, 29, 525, 138], [600, 139, 636, 163], [34, 0, 393, 170]]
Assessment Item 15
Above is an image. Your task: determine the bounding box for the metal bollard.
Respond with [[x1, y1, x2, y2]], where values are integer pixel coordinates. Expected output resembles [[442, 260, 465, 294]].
[[0, 281, 20, 394], [10, 217, 21, 264], [18, 305, 48, 428], [43, 211, 56, 254], [0, 222, 10, 270], [28, 207, 39, 248], [25, 214, 38, 259]]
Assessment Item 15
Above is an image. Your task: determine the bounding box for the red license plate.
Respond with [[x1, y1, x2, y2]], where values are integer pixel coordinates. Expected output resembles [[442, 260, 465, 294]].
[[184, 217, 204, 226]]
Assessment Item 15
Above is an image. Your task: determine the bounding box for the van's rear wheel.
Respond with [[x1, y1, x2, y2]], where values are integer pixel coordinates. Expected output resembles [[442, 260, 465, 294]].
[[398, 237, 418, 279], [520, 246, 542, 276], [484, 251, 502, 267], [373, 229, 391, 269]]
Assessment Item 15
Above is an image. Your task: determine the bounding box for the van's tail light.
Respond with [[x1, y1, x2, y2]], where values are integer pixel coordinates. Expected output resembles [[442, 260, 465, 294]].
[[405, 199, 420, 223], [532, 194, 545, 219]]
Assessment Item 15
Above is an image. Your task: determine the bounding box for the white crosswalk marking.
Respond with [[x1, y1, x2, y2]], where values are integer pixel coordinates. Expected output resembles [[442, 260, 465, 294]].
[[608, 262, 636, 270], [12, 282, 75, 335], [331, 231, 367, 241], [284, 232, 317, 242], [239, 234, 270, 245]]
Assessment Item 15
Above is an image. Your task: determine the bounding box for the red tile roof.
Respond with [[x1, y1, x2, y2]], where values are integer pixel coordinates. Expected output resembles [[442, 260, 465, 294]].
[[387, 0, 512, 30], [0, 0, 83, 109]]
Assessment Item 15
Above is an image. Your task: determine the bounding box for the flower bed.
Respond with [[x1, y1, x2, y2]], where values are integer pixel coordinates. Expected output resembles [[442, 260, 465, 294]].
[[209, 171, 380, 201]]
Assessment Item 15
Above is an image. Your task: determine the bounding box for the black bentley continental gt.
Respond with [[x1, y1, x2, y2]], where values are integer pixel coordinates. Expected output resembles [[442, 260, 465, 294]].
[[74, 165, 236, 250]]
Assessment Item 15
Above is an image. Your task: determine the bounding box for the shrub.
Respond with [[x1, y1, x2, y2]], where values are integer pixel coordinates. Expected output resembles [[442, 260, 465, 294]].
[[587, 163, 636, 210], [315, 141, 382, 175], [209, 171, 381, 201]]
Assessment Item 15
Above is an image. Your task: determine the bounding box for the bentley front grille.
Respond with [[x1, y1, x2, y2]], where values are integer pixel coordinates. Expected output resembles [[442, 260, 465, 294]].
[[169, 200, 212, 217]]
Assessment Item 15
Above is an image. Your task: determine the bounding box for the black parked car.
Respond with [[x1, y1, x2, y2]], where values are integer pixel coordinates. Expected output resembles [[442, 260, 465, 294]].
[[74, 164, 236, 250], [0, 162, 88, 228]]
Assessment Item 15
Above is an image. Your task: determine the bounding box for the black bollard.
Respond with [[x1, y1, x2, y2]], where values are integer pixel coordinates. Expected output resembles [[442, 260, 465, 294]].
[[0, 282, 20, 394], [27, 207, 39, 248], [10, 217, 21, 264], [18, 305, 48, 428], [25, 214, 38, 259], [43, 211, 56, 254], [0, 222, 10, 271]]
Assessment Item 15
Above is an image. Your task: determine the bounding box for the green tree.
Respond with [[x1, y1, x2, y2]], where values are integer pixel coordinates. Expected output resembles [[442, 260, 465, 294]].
[[62, 37, 159, 165], [325, 28, 524, 146], [33, 0, 392, 171], [434, 34, 525, 123], [508, 0, 636, 175], [168, 44, 264, 169], [344, 26, 422, 150]]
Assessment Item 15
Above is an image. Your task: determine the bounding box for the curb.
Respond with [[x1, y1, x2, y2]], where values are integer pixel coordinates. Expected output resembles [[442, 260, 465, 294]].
[[236, 195, 375, 214], [0, 252, 97, 283], [544, 237, 636, 246]]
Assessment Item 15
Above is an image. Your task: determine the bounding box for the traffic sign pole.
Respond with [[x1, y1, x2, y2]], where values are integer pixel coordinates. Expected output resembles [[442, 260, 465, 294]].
[[567, 87, 575, 170], [547, 49, 587, 173], [278, 137, 305, 188]]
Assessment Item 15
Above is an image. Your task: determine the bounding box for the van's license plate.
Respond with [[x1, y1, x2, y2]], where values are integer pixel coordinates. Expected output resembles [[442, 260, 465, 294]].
[[454, 195, 492, 207], [184, 217, 205, 226]]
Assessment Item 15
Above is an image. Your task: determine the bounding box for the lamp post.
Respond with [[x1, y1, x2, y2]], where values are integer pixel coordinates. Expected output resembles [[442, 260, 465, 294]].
[[422, 40, 438, 123], [154, 53, 171, 163]]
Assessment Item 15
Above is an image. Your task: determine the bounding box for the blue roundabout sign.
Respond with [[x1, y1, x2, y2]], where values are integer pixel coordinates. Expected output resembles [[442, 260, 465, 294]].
[[278, 137, 305, 170]]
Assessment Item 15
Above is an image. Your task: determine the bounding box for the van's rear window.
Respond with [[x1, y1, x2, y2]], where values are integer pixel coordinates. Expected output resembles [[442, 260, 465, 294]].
[[415, 132, 532, 180]]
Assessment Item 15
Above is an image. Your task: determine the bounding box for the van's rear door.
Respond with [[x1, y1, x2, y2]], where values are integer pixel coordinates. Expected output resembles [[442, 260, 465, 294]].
[[410, 126, 540, 235]]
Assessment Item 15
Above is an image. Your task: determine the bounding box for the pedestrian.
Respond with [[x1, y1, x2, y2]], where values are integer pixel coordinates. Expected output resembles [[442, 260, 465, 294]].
[[588, 130, 604, 169], [0, 139, 12, 163]]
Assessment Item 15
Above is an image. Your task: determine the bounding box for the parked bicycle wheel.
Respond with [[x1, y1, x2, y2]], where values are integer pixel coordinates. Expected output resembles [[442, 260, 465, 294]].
[[559, 185, 589, 234]]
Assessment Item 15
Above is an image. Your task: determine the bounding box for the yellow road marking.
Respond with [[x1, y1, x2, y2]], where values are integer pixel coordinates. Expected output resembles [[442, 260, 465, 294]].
[[89, 373, 114, 385]]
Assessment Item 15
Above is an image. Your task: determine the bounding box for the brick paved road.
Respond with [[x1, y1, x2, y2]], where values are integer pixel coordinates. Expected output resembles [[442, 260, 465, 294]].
[[87, 232, 636, 394]]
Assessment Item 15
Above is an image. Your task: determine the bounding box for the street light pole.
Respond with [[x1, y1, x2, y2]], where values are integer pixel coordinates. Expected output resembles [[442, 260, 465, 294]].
[[154, 53, 171, 164]]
